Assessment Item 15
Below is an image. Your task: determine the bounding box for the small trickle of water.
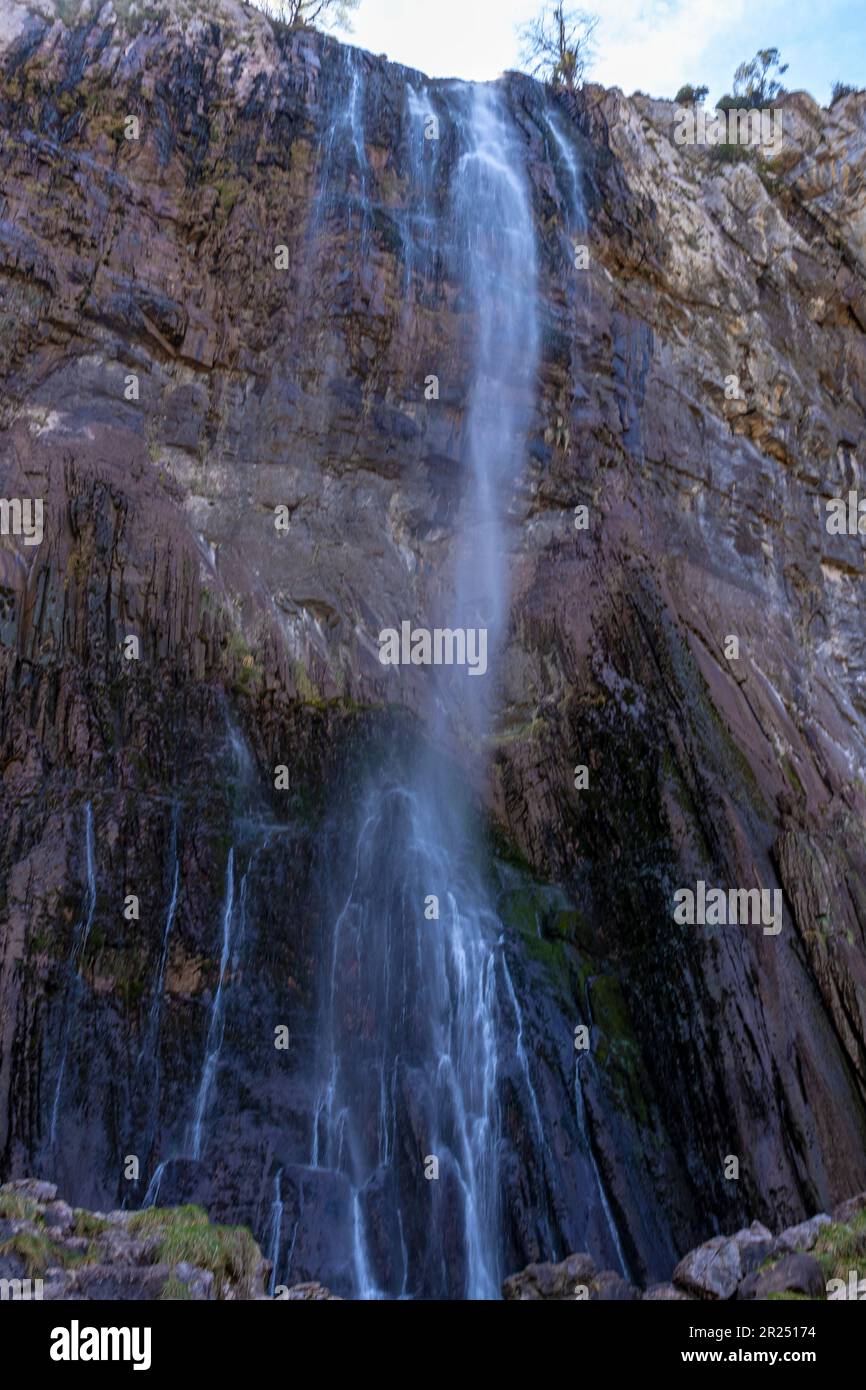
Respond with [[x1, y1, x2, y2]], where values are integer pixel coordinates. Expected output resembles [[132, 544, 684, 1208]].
[[546, 110, 586, 232], [267, 1167, 284, 1297], [574, 1053, 629, 1279], [189, 848, 236, 1160]]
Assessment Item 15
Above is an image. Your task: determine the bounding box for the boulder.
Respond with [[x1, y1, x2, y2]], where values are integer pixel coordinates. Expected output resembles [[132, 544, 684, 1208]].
[[502, 1253, 598, 1300], [776, 1215, 831, 1252], [751, 1253, 826, 1301], [673, 1223, 776, 1300], [589, 1271, 640, 1301], [1, 1179, 57, 1204], [831, 1192, 866, 1225]]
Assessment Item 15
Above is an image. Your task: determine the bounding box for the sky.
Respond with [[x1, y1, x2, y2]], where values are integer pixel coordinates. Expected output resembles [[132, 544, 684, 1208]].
[[326, 0, 864, 107]]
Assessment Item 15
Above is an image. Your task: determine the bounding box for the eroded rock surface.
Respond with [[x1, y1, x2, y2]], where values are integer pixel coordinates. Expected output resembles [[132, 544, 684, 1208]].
[[1, 0, 865, 1297]]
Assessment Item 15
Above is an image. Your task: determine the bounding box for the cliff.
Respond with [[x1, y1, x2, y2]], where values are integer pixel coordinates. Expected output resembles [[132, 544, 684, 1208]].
[[1, 0, 865, 1297]]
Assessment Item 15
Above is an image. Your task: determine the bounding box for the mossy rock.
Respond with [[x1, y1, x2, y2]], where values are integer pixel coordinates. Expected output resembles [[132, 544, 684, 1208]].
[[125, 1205, 263, 1298], [812, 1210, 866, 1285]]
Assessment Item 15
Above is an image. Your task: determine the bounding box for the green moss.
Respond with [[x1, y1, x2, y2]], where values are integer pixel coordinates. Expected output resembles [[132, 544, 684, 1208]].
[[215, 178, 243, 219], [813, 1210, 866, 1285], [125, 1205, 260, 1297], [0, 1229, 96, 1275], [125, 1204, 211, 1237], [71, 1210, 110, 1238], [496, 884, 576, 995], [767, 1290, 810, 1301], [781, 754, 804, 797], [0, 1193, 40, 1222], [589, 974, 631, 1039], [159, 1273, 194, 1300]]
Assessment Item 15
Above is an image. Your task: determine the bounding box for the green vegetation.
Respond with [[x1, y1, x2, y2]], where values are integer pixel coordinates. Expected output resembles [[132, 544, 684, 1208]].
[[125, 1204, 261, 1296], [675, 85, 708, 105], [813, 1209, 866, 1285], [252, 0, 361, 35], [732, 48, 788, 106], [0, 1192, 40, 1222], [73, 1210, 111, 1238], [0, 1227, 97, 1275]]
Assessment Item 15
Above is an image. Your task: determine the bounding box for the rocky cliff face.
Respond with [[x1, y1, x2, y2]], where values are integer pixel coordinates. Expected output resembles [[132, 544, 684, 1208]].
[[1, 0, 865, 1298]]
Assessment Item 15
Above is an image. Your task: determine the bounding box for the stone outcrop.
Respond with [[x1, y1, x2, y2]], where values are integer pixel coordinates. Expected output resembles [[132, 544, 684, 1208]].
[[0, 1176, 268, 1299], [1, 0, 866, 1296], [504, 1193, 866, 1300]]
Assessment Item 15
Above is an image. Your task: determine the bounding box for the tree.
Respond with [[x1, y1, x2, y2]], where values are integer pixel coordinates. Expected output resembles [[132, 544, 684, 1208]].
[[732, 48, 788, 106], [831, 82, 859, 104], [675, 84, 708, 105], [519, 3, 598, 94], [253, 0, 360, 31]]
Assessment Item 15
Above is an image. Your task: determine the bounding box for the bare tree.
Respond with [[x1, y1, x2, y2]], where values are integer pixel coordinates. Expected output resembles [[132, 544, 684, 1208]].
[[254, 0, 361, 31], [519, 3, 598, 93]]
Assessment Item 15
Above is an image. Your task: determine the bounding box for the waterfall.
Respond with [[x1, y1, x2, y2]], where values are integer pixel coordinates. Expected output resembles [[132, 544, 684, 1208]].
[[310, 80, 541, 1300], [49, 801, 97, 1146], [501, 951, 560, 1259], [71, 802, 97, 967], [142, 724, 272, 1206], [574, 1054, 630, 1279], [310, 47, 370, 263], [267, 1168, 284, 1297], [142, 1159, 168, 1210], [574, 974, 629, 1278], [448, 82, 540, 732], [189, 849, 236, 1160], [546, 110, 586, 232], [401, 85, 440, 310]]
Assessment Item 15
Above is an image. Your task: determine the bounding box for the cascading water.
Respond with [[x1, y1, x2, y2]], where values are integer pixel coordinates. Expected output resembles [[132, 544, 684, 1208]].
[[189, 848, 236, 1159], [575, 977, 630, 1278], [309, 81, 543, 1300], [141, 727, 272, 1202], [189, 841, 261, 1159], [267, 1167, 284, 1297]]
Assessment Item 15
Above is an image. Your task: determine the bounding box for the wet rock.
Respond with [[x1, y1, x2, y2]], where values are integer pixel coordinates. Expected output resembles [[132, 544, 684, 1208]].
[[0, 1180, 266, 1300], [2, 0, 866, 1299], [643, 1283, 694, 1300]]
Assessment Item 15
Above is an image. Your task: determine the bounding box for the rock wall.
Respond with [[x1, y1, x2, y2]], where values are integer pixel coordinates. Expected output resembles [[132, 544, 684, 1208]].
[[1, 0, 865, 1294]]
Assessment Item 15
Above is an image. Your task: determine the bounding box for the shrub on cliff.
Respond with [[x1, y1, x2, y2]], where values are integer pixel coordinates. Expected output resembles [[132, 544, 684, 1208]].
[[251, 0, 360, 32], [675, 84, 708, 105]]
